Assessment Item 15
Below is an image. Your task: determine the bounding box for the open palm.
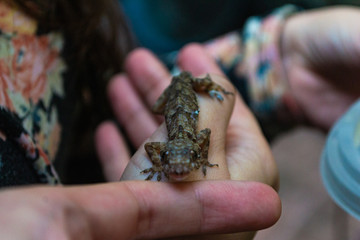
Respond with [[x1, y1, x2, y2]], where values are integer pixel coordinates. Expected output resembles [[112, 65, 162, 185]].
[[95, 44, 279, 239]]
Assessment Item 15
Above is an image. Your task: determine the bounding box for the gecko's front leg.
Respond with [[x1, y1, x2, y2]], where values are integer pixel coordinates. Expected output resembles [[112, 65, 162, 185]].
[[142, 142, 167, 181], [197, 128, 219, 176], [193, 74, 234, 101]]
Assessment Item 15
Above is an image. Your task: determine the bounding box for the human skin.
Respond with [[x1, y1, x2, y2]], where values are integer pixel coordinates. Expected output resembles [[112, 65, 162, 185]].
[[0, 181, 279, 240], [96, 44, 280, 240], [0, 46, 280, 240], [281, 6, 360, 130]]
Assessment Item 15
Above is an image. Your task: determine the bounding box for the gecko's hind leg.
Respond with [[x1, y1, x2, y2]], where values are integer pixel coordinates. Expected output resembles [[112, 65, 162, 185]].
[[142, 142, 166, 181], [197, 128, 218, 176]]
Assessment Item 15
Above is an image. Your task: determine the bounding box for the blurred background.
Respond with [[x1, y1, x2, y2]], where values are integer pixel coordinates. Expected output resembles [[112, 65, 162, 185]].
[[256, 127, 360, 240], [120, 0, 360, 57]]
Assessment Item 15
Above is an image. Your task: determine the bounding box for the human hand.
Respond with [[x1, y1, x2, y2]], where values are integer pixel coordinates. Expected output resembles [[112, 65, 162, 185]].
[[95, 44, 279, 239], [97, 44, 278, 186], [282, 6, 360, 130]]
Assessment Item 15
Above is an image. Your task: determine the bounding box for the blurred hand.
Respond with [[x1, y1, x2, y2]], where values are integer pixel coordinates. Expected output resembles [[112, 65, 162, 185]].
[[96, 44, 279, 239], [282, 6, 360, 130]]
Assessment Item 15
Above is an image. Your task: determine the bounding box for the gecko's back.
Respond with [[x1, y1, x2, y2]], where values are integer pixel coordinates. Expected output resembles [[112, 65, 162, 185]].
[[164, 72, 198, 141], [142, 71, 232, 181]]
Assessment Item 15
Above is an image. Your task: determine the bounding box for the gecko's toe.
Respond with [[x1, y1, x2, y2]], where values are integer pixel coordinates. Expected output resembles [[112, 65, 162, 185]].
[[202, 162, 219, 176], [145, 175, 153, 181], [209, 90, 224, 101], [141, 168, 166, 181], [223, 90, 234, 95], [141, 168, 151, 174], [156, 174, 162, 181]]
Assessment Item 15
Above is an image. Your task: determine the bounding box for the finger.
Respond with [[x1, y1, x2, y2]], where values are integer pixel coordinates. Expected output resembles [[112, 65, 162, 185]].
[[95, 121, 130, 181], [177, 44, 237, 181], [64, 181, 281, 239], [227, 94, 279, 189], [125, 48, 171, 107], [108, 74, 158, 147], [177, 43, 225, 76], [191, 74, 235, 181]]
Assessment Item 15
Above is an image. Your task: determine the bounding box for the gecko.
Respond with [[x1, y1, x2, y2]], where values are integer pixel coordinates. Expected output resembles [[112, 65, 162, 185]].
[[141, 71, 233, 181]]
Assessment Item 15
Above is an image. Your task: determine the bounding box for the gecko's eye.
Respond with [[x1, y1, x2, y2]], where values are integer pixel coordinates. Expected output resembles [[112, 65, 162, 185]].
[[190, 150, 197, 159], [162, 151, 170, 163]]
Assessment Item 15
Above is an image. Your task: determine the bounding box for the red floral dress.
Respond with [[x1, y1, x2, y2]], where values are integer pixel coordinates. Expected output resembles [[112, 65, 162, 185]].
[[0, 2, 65, 186]]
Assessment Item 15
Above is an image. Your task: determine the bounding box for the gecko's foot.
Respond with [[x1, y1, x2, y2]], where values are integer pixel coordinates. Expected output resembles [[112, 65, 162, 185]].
[[209, 89, 234, 102], [209, 90, 224, 101], [201, 162, 219, 176], [141, 168, 168, 181]]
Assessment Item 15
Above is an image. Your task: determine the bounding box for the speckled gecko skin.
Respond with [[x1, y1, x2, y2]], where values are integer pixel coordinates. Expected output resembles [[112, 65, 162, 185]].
[[142, 71, 233, 181]]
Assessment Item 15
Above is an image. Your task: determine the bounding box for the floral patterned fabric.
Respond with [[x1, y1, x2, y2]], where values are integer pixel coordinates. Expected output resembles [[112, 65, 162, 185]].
[[202, 5, 301, 139], [204, 5, 299, 120], [0, 2, 65, 186]]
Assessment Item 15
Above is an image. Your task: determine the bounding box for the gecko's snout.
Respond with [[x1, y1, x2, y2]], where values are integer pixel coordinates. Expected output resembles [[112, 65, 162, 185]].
[[170, 164, 190, 175], [168, 163, 191, 180], [165, 140, 199, 180]]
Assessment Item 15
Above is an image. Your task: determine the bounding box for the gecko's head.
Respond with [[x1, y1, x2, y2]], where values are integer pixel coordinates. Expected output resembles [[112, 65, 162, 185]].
[[163, 140, 200, 180]]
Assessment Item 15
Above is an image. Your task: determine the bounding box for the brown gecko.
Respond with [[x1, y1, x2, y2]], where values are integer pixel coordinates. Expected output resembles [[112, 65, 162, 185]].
[[142, 71, 232, 181]]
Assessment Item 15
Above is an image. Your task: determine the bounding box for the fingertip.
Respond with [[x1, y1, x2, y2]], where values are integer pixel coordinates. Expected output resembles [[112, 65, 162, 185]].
[[198, 181, 281, 232], [107, 74, 127, 104], [177, 43, 224, 76], [123, 48, 171, 106], [248, 182, 282, 226], [252, 183, 282, 227], [125, 48, 155, 70], [125, 48, 169, 83], [177, 43, 203, 60], [95, 121, 130, 181]]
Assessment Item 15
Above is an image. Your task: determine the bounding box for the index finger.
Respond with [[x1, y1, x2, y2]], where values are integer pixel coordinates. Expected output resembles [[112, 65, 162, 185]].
[[66, 181, 280, 239]]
